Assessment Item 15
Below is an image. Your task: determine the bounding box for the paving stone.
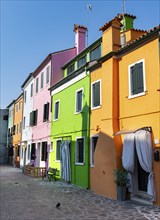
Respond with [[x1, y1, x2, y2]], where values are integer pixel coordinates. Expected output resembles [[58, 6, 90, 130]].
[[0, 165, 160, 220]]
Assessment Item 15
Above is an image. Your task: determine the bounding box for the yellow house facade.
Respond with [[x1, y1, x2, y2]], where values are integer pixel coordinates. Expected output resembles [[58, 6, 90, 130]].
[[89, 14, 160, 205], [12, 93, 23, 167]]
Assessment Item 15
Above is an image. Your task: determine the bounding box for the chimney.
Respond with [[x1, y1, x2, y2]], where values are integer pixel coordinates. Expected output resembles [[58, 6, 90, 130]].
[[99, 17, 122, 56], [74, 24, 88, 54], [117, 13, 136, 31]]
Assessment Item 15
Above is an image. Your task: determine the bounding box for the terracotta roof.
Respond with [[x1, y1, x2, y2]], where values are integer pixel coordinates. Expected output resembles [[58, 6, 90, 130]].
[[99, 16, 122, 31], [118, 25, 160, 51], [117, 13, 136, 19], [73, 24, 88, 31]]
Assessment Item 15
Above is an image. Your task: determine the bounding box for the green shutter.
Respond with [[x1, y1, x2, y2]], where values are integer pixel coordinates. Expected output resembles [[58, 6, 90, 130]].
[[93, 82, 100, 107]]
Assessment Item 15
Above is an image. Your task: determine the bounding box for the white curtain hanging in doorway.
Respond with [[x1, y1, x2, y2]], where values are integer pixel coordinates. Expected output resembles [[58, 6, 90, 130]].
[[122, 130, 156, 201], [60, 141, 71, 182]]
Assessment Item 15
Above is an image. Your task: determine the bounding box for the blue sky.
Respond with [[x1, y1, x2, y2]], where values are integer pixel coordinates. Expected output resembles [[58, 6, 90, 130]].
[[1, 0, 160, 108]]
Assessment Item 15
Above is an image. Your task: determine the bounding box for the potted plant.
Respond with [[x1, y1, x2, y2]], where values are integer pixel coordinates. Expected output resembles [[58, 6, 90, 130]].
[[114, 168, 129, 201]]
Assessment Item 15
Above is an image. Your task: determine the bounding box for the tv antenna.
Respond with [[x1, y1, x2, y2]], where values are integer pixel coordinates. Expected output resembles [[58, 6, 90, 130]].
[[86, 4, 92, 46], [122, 0, 126, 31]]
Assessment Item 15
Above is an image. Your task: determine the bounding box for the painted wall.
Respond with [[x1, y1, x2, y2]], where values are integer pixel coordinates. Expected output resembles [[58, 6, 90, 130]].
[[51, 48, 77, 86], [32, 60, 51, 168], [50, 71, 90, 188], [12, 94, 23, 167], [21, 76, 34, 167], [90, 58, 119, 200], [119, 37, 160, 205], [0, 109, 9, 164]]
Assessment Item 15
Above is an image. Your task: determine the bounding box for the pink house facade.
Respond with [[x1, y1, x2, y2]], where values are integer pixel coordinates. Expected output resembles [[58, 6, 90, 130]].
[[31, 25, 87, 169]]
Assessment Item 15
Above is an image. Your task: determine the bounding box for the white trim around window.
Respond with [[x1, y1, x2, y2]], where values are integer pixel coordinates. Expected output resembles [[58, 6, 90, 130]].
[[75, 88, 83, 114], [128, 59, 146, 99], [75, 137, 85, 165], [91, 79, 102, 110]]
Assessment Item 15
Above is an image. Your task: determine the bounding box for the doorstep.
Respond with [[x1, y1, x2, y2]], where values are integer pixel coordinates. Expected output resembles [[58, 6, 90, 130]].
[[131, 193, 153, 206]]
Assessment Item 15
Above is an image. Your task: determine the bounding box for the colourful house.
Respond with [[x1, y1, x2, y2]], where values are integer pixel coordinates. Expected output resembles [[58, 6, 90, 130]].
[[31, 24, 87, 170], [7, 100, 15, 165], [12, 93, 23, 168], [89, 14, 160, 205], [49, 36, 102, 188], [21, 73, 34, 168]]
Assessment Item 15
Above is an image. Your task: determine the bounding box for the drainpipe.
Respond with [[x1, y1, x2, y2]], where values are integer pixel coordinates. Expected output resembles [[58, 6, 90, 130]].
[[112, 57, 123, 169]]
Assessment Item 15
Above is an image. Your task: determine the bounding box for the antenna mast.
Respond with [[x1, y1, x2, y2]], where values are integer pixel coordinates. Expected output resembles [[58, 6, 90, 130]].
[[86, 4, 92, 46], [122, 0, 126, 31], [121, 0, 126, 47]]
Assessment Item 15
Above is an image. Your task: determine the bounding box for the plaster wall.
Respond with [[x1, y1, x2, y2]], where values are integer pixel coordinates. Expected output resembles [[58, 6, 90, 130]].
[[119, 37, 160, 205], [50, 72, 90, 188]]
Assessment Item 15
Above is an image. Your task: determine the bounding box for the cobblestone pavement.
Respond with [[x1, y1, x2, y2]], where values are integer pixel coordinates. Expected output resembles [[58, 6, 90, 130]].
[[0, 165, 160, 220]]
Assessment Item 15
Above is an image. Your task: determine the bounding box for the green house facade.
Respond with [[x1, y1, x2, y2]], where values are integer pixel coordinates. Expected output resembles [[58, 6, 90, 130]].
[[49, 38, 102, 188], [50, 69, 90, 188]]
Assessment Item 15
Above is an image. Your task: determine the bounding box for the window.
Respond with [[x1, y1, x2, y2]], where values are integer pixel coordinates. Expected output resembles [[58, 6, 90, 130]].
[[46, 66, 50, 84], [36, 77, 39, 93], [43, 102, 49, 122], [67, 63, 75, 75], [90, 136, 98, 166], [24, 91, 27, 103], [30, 110, 38, 126], [77, 55, 86, 68], [8, 128, 11, 137], [19, 102, 21, 110], [13, 125, 16, 135], [41, 72, 44, 89], [41, 142, 48, 161], [16, 104, 18, 112], [28, 145, 30, 160], [23, 117, 26, 129], [90, 45, 101, 61], [50, 142, 53, 151], [16, 124, 19, 134], [21, 148, 24, 159], [129, 60, 146, 98], [56, 140, 61, 161], [3, 115, 8, 120], [75, 137, 84, 164], [91, 80, 101, 108], [31, 143, 36, 160], [30, 83, 33, 97], [54, 101, 59, 120], [75, 89, 83, 113], [19, 122, 22, 132]]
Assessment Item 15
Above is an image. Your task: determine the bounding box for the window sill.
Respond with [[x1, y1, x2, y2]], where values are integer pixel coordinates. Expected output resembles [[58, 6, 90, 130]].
[[75, 162, 84, 166], [74, 111, 82, 115], [53, 119, 59, 122], [91, 105, 102, 110], [128, 91, 146, 99]]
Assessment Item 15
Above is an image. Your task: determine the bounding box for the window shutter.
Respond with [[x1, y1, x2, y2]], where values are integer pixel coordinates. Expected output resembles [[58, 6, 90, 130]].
[[30, 112, 33, 126], [93, 82, 100, 107], [55, 102, 59, 119], [46, 102, 49, 120], [131, 63, 144, 95], [35, 110, 38, 125], [77, 91, 82, 112], [136, 63, 144, 93]]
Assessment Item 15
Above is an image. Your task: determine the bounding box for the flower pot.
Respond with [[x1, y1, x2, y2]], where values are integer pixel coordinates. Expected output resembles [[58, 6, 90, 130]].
[[117, 186, 126, 201]]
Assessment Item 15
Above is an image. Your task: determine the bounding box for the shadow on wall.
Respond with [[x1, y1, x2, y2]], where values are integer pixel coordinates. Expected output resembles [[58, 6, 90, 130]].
[[91, 131, 118, 200]]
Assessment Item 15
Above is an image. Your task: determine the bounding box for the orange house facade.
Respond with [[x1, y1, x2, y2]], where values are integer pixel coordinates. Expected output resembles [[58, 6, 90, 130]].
[[12, 93, 23, 168], [89, 15, 160, 205]]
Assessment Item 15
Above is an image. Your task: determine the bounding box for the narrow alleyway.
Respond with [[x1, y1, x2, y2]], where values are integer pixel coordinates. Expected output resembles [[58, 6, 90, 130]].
[[0, 165, 160, 220]]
